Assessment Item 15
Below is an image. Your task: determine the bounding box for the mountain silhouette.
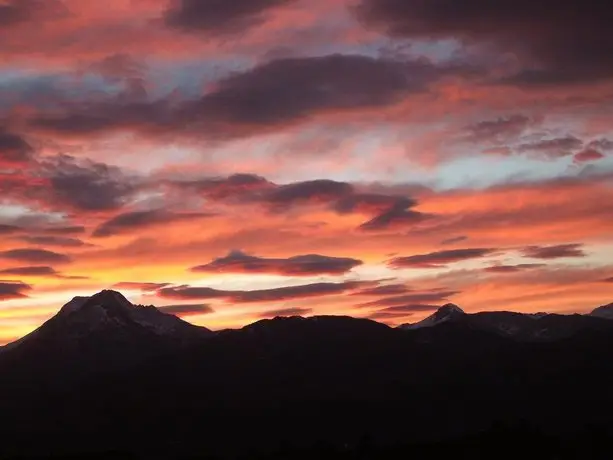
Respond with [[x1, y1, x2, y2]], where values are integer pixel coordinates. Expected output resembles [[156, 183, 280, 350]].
[[0, 290, 211, 384], [1, 291, 613, 458]]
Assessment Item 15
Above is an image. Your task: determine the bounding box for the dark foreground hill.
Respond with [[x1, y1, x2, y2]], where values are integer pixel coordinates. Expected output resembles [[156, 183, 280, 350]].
[[1, 291, 613, 458]]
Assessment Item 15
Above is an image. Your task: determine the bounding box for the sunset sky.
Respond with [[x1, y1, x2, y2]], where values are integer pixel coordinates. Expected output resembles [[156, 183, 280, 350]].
[[1, 0, 613, 344]]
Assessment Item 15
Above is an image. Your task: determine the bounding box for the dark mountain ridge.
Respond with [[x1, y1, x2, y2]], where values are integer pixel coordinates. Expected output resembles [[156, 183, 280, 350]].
[[1, 291, 613, 458]]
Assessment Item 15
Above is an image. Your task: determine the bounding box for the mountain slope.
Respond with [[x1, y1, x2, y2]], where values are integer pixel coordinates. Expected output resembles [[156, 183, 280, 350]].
[[0, 290, 211, 383], [590, 303, 613, 319]]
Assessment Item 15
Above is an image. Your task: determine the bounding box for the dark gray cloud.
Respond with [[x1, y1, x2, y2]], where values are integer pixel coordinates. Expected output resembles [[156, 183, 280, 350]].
[[159, 304, 215, 316], [191, 54, 441, 129], [0, 248, 71, 264], [112, 282, 171, 292], [158, 286, 229, 300], [465, 115, 533, 144], [359, 207, 431, 232], [263, 179, 353, 212], [522, 244, 586, 259], [588, 139, 613, 151], [441, 235, 469, 246], [573, 139, 612, 163], [93, 210, 213, 237], [0, 266, 59, 277], [389, 248, 496, 268], [191, 250, 363, 276], [0, 130, 33, 166], [0, 224, 20, 235], [337, 192, 431, 232], [377, 304, 440, 313], [517, 136, 583, 158], [360, 290, 459, 308], [158, 280, 368, 303], [41, 154, 137, 211], [17, 235, 88, 248], [0, 0, 64, 28], [41, 225, 86, 235], [165, 0, 295, 35], [352, 284, 411, 296], [356, 0, 613, 85], [334, 194, 414, 215], [0, 281, 32, 301], [31, 54, 466, 141], [258, 307, 312, 318], [366, 310, 413, 321], [484, 264, 546, 274], [172, 173, 275, 201]]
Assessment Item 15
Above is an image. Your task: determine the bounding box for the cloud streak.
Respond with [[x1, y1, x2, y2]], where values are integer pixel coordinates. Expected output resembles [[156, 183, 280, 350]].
[[191, 250, 363, 276], [389, 249, 497, 269]]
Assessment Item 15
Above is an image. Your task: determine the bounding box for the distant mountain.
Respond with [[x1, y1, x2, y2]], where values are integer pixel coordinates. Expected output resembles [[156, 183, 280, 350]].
[[399, 304, 613, 341], [590, 303, 613, 319], [400, 303, 466, 329]]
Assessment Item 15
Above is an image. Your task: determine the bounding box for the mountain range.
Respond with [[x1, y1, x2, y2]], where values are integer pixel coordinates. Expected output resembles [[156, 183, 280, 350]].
[[1, 290, 613, 458]]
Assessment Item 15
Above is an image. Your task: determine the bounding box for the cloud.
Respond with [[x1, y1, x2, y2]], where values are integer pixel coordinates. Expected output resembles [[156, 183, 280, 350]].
[[351, 194, 432, 232], [522, 244, 586, 259], [0, 130, 34, 166], [29, 54, 458, 141], [40, 154, 137, 211], [0, 248, 71, 264], [165, 0, 295, 35], [377, 304, 440, 313], [192, 54, 454, 133], [355, 0, 613, 85], [484, 264, 546, 274], [441, 236, 469, 245], [93, 210, 213, 237], [157, 286, 229, 300], [389, 248, 496, 269], [172, 174, 275, 201], [366, 311, 413, 321], [159, 304, 215, 316], [0, 281, 32, 301], [112, 282, 171, 292], [359, 290, 459, 308], [0, 224, 20, 235], [158, 281, 368, 303], [41, 226, 86, 235], [465, 115, 533, 144], [263, 179, 353, 211], [603, 277, 613, 283], [1, 154, 139, 214], [258, 307, 313, 318], [352, 284, 411, 296], [0, 0, 60, 28], [517, 136, 584, 158], [0, 266, 59, 277], [191, 250, 363, 276], [17, 235, 88, 248], [359, 207, 431, 232], [588, 139, 613, 151], [574, 148, 606, 163], [334, 194, 415, 215]]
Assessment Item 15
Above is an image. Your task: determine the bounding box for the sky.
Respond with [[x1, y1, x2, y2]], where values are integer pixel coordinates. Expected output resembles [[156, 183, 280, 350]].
[[1, 0, 613, 344]]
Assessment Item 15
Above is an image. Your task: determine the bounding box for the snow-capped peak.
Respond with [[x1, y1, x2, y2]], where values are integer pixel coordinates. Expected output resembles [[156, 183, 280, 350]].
[[590, 303, 613, 320], [49, 289, 209, 338], [58, 290, 132, 316], [400, 303, 465, 330]]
